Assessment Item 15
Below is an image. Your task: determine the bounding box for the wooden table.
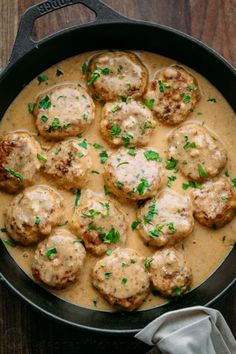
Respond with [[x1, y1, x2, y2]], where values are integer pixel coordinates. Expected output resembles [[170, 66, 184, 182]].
[[0, 1, 235, 353]]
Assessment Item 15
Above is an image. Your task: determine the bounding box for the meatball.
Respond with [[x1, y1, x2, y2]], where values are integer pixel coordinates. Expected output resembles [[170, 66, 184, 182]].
[[104, 148, 165, 200], [168, 123, 227, 181], [70, 192, 127, 256], [44, 138, 91, 190], [0, 132, 41, 193], [32, 229, 86, 289], [144, 65, 200, 125], [34, 84, 95, 139], [149, 248, 192, 297], [87, 51, 148, 101], [100, 99, 156, 147], [92, 248, 150, 310], [191, 177, 236, 228], [5, 185, 64, 245], [137, 189, 194, 247]]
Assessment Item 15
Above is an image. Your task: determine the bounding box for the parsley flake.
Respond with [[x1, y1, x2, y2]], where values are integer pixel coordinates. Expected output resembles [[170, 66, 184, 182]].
[[3, 166, 24, 182], [143, 98, 155, 110], [99, 151, 108, 164]]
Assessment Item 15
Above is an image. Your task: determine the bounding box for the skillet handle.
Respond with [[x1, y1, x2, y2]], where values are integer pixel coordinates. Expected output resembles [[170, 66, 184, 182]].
[[9, 0, 129, 65]]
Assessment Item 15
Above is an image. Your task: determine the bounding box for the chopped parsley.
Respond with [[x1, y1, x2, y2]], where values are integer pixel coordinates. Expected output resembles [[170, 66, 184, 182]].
[[38, 95, 51, 109], [27, 102, 35, 113], [130, 259, 136, 264], [48, 118, 61, 132], [121, 133, 133, 147], [127, 148, 137, 156], [78, 139, 88, 149], [37, 154, 47, 163], [110, 125, 121, 136], [207, 98, 217, 103], [91, 170, 99, 174], [165, 157, 177, 170], [158, 80, 165, 93], [93, 143, 103, 149], [99, 151, 108, 164], [37, 75, 48, 84], [3, 166, 24, 182], [83, 112, 89, 121], [111, 105, 121, 113], [121, 278, 127, 285], [46, 248, 57, 259], [78, 152, 84, 158], [100, 228, 120, 244], [168, 222, 176, 233], [87, 71, 100, 85], [121, 96, 131, 104], [116, 181, 123, 189], [40, 115, 48, 123], [0, 228, 7, 232], [82, 62, 88, 75], [149, 224, 164, 238], [101, 67, 110, 75], [143, 98, 155, 110], [35, 216, 41, 225], [182, 94, 191, 104], [182, 181, 202, 190], [105, 272, 111, 280], [144, 150, 162, 162], [198, 164, 207, 178], [63, 123, 70, 129], [56, 68, 64, 76], [183, 136, 196, 149], [144, 204, 158, 224], [3, 239, 16, 247], [167, 175, 176, 188], [231, 178, 236, 187], [136, 177, 150, 195], [104, 185, 110, 196], [174, 287, 182, 296], [131, 220, 141, 230], [73, 189, 81, 208], [144, 258, 153, 269], [106, 249, 113, 256]]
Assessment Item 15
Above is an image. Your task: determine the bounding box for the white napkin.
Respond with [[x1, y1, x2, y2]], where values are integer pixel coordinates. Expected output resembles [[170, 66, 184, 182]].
[[135, 306, 236, 354]]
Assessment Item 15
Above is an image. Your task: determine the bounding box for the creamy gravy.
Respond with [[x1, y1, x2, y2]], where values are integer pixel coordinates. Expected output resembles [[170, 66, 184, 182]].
[[0, 51, 236, 311]]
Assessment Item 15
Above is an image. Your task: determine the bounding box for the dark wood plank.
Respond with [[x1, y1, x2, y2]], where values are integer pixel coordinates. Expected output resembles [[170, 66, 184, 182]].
[[0, 1, 236, 353]]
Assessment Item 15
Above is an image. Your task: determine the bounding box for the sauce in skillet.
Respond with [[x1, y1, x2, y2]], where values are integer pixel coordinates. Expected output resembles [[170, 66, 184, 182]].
[[0, 51, 235, 311]]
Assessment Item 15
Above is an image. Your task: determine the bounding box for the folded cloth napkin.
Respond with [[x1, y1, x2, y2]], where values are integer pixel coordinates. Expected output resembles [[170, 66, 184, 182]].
[[135, 306, 236, 354]]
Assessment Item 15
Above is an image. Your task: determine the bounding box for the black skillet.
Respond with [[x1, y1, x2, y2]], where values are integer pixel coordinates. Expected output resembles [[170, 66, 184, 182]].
[[0, 0, 235, 335]]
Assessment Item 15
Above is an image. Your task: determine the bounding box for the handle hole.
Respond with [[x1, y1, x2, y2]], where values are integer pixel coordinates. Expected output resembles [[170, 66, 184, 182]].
[[31, 3, 96, 41]]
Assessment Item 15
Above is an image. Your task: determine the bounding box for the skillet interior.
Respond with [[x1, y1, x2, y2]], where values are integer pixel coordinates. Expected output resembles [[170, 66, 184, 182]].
[[0, 10, 235, 334]]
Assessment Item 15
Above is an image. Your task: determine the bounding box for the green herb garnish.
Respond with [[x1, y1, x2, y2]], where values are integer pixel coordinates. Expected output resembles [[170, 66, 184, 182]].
[[136, 177, 150, 195], [167, 175, 176, 188], [78, 139, 88, 149], [3, 166, 24, 182], [40, 115, 48, 123], [99, 151, 108, 164], [174, 287, 182, 296], [49, 118, 61, 132], [117, 161, 129, 168], [37, 154, 47, 163], [111, 105, 121, 113], [144, 204, 158, 224], [35, 216, 41, 225], [100, 228, 120, 244], [3, 239, 16, 247], [131, 220, 141, 230], [168, 222, 176, 233], [158, 80, 165, 93], [198, 164, 207, 178], [104, 185, 110, 196], [127, 148, 137, 156], [27, 102, 35, 113], [105, 272, 111, 280], [82, 62, 88, 75], [37, 75, 48, 84], [110, 125, 121, 136], [93, 143, 103, 149], [182, 181, 202, 190], [183, 136, 196, 149], [106, 249, 113, 256], [149, 224, 164, 238], [46, 248, 57, 259], [166, 157, 177, 170], [74, 189, 81, 208], [116, 181, 123, 189], [121, 278, 127, 285], [144, 258, 153, 269], [56, 68, 63, 76], [144, 150, 162, 162], [38, 95, 51, 109], [87, 71, 100, 85], [207, 98, 217, 103], [143, 98, 155, 110]]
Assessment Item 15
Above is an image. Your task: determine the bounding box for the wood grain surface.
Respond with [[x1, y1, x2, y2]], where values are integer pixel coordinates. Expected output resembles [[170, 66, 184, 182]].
[[0, 1, 235, 353]]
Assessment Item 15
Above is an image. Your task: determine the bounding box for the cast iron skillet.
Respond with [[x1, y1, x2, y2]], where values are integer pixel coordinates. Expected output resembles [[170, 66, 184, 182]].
[[0, 0, 235, 335]]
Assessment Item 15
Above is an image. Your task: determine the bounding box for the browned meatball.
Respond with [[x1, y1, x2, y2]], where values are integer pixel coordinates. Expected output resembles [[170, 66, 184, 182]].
[[32, 229, 86, 289], [70, 192, 127, 256], [5, 185, 64, 245], [92, 248, 150, 310], [104, 148, 165, 200], [100, 99, 156, 147], [44, 138, 92, 190], [87, 51, 148, 101], [144, 65, 200, 125], [191, 177, 236, 228], [149, 248, 192, 297], [34, 84, 95, 139], [137, 188, 194, 247], [0, 132, 41, 193], [168, 123, 227, 181]]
